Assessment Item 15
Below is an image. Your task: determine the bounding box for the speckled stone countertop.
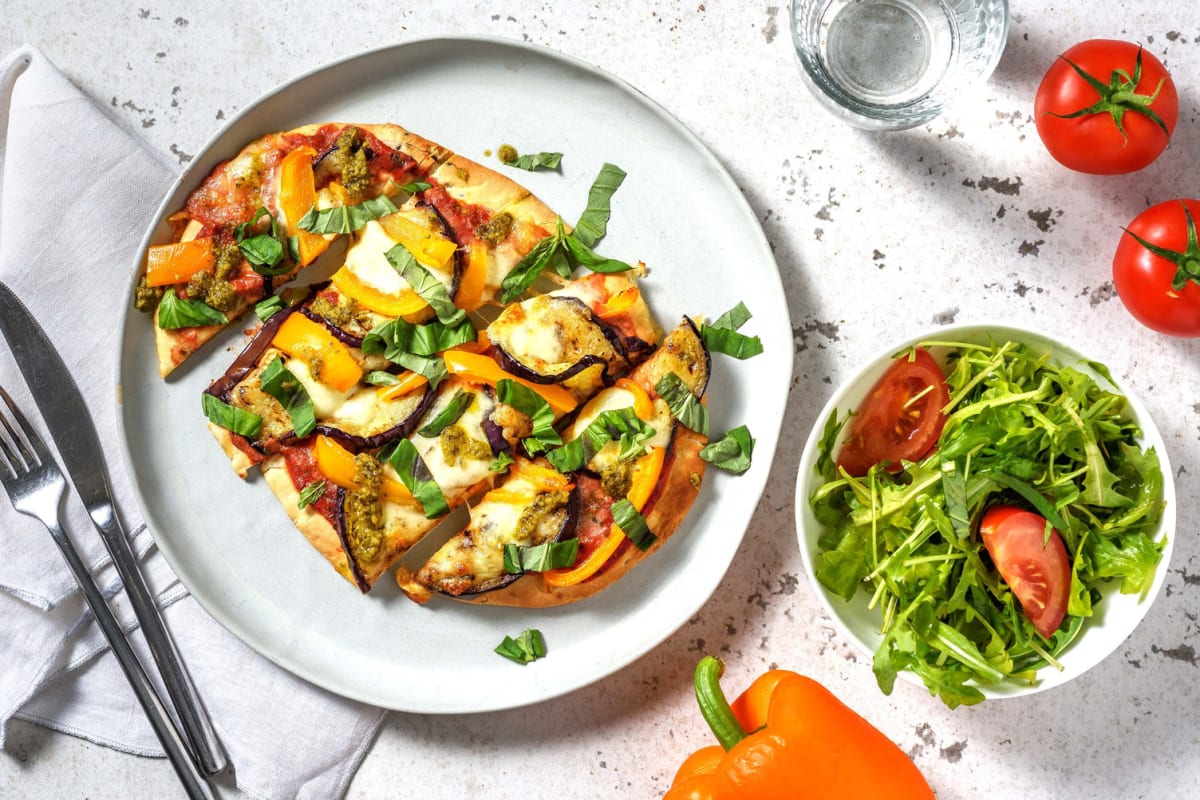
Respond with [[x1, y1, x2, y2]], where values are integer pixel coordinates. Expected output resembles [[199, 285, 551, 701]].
[[3, 2, 1199, 798]]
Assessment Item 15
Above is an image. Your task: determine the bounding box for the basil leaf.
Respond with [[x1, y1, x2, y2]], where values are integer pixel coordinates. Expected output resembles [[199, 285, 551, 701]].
[[259, 356, 316, 438], [708, 301, 753, 331], [361, 317, 475, 360], [699, 425, 755, 474], [297, 195, 398, 235], [701, 326, 764, 360], [384, 439, 449, 519], [507, 151, 563, 172], [364, 370, 402, 386], [546, 407, 655, 473], [499, 226, 565, 304], [612, 498, 655, 551], [417, 389, 475, 437], [254, 294, 285, 322], [503, 539, 579, 574], [655, 372, 709, 436], [572, 163, 626, 248], [489, 451, 516, 473], [235, 206, 292, 276], [563, 233, 632, 274], [201, 393, 261, 438], [496, 379, 562, 456], [398, 181, 431, 195], [495, 629, 546, 665], [297, 480, 327, 510], [233, 206, 272, 240], [387, 247, 466, 326], [157, 289, 228, 330], [286, 235, 301, 264], [395, 353, 449, 391]]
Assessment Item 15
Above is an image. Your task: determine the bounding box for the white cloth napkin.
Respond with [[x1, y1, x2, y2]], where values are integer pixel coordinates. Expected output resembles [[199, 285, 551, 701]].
[[0, 46, 385, 798]]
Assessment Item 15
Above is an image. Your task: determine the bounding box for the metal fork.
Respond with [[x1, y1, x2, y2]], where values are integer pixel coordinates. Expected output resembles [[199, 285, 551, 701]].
[[0, 386, 215, 800]]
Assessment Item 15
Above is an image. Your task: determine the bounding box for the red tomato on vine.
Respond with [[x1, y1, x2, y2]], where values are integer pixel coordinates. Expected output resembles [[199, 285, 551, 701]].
[[1034, 40, 1177, 175], [1113, 199, 1200, 337]]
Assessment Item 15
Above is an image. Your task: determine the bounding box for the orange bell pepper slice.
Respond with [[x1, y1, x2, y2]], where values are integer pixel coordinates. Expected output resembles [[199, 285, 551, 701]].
[[541, 445, 664, 588], [597, 285, 641, 319], [271, 313, 363, 392], [312, 435, 416, 507], [329, 266, 428, 318], [456, 244, 489, 312], [278, 146, 329, 266], [614, 377, 654, 421], [376, 371, 428, 402], [664, 657, 936, 800], [442, 350, 576, 414], [144, 239, 214, 287]]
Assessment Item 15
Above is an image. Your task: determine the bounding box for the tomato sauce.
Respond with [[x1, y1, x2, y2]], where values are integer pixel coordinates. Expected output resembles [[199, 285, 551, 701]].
[[572, 474, 616, 562], [281, 443, 340, 523], [423, 180, 490, 245]]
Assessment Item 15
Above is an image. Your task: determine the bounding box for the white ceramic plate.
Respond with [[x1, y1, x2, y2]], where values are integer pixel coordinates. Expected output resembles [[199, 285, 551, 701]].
[[116, 37, 791, 712], [795, 323, 1175, 700]]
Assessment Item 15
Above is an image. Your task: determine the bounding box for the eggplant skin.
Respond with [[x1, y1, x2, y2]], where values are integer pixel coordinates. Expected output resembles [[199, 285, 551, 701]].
[[487, 295, 623, 386], [639, 317, 710, 399]]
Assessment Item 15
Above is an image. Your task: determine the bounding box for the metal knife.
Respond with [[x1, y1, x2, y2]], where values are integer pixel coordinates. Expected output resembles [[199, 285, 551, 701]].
[[0, 279, 228, 777]]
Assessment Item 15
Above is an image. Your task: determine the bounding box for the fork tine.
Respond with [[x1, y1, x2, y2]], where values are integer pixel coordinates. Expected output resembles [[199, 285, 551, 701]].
[[0, 386, 38, 474]]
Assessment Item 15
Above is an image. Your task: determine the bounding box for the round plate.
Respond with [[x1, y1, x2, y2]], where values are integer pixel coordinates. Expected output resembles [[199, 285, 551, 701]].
[[794, 322, 1175, 700], [116, 36, 792, 712]]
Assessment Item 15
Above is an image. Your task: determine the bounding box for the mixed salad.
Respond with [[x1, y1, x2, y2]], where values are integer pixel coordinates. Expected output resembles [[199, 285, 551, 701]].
[[810, 338, 1167, 707]]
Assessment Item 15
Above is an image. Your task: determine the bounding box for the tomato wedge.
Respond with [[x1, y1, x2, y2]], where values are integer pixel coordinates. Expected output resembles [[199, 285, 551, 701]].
[[979, 505, 1071, 639], [836, 348, 949, 476]]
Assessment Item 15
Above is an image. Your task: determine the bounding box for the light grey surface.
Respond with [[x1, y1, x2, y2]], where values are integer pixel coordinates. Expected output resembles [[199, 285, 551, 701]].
[[3, 2, 1200, 799]]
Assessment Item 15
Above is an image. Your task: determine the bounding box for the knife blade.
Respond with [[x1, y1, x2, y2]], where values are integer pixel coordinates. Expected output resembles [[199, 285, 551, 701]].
[[0, 279, 228, 776]]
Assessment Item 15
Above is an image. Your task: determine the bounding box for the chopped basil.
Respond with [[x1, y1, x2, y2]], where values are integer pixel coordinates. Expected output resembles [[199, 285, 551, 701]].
[[655, 372, 709, 436], [398, 181, 431, 195], [235, 207, 291, 276], [612, 498, 655, 551], [361, 317, 476, 360], [701, 301, 763, 360], [562, 233, 634, 274], [259, 356, 316, 438], [158, 289, 228, 330], [503, 539, 579, 574], [385, 245, 466, 326], [699, 425, 755, 474], [384, 439, 449, 519], [498, 225, 565, 303], [505, 151, 563, 172], [490, 451, 516, 473], [417, 389, 475, 437], [395, 353, 449, 391], [201, 393, 262, 438], [572, 162, 626, 248], [495, 629, 547, 665], [546, 407, 655, 473], [297, 480, 327, 510], [297, 195, 398, 235], [364, 370, 402, 386], [496, 379, 561, 456], [254, 294, 285, 322]]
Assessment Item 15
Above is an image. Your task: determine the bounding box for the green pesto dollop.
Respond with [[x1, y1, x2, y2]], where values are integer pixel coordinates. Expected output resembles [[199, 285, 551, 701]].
[[213, 238, 241, 281], [344, 453, 384, 564], [440, 424, 493, 467], [186, 269, 238, 312], [600, 460, 633, 501], [515, 490, 570, 540], [497, 144, 518, 164], [333, 127, 370, 199], [475, 211, 514, 247], [133, 275, 165, 313], [309, 293, 354, 328]]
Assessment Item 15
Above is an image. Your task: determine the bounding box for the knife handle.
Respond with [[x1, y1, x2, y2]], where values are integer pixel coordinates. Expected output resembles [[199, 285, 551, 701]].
[[92, 504, 229, 777]]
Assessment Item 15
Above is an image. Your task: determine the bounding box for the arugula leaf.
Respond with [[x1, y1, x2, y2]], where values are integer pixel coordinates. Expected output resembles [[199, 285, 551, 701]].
[[495, 629, 546, 665], [496, 379, 561, 456], [259, 356, 316, 438], [655, 372, 709, 436], [297, 195, 398, 235], [417, 389, 475, 437], [386, 246, 466, 326], [612, 499, 655, 551], [572, 163, 626, 248], [297, 480, 327, 510], [201, 394, 261, 438], [384, 439, 449, 519], [503, 539, 579, 574], [699, 425, 754, 474], [505, 151, 563, 172], [157, 289, 228, 330]]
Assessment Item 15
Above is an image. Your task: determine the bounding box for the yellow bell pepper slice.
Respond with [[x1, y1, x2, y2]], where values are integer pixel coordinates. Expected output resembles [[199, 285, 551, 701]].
[[597, 285, 641, 320], [613, 377, 655, 421], [271, 313, 363, 392], [542, 445, 665, 588], [278, 146, 329, 266], [329, 266, 428, 318], [376, 371, 428, 402], [442, 351, 577, 414], [378, 213, 457, 270], [312, 434, 415, 507], [456, 244, 489, 312], [144, 239, 214, 287]]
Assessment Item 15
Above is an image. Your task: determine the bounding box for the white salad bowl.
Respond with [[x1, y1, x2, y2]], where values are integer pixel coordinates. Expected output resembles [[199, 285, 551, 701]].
[[794, 323, 1175, 701]]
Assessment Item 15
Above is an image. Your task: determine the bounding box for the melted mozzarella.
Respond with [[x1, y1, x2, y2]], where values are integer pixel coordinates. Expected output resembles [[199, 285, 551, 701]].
[[412, 386, 495, 498], [343, 221, 409, 294], [568, 388, 673, 473], [285, 357, 355, 418]]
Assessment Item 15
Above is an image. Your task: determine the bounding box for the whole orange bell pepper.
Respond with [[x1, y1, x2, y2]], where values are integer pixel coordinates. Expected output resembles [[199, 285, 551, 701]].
[[664, 656, 935, 800]]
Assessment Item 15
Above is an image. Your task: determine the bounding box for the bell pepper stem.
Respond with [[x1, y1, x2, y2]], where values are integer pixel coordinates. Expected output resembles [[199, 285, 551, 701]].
[[694, 656, 748, 751]]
